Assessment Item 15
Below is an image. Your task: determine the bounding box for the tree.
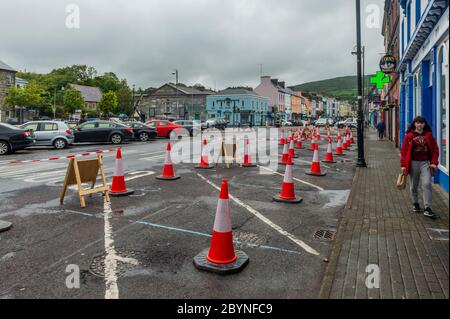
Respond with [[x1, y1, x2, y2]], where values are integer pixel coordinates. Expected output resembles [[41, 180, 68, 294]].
[[4, 81, 47, 110], [193, 83, 206, 91], [63, 89, 85, 114], [99, 91, 119, 115], [93, 72, 122, 93], [116, 87, 133, 115]]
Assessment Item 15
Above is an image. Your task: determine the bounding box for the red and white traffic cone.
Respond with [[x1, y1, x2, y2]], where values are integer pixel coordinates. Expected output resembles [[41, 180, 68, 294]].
[[342, 133, 348, 150], [273, 155, 303, 204], [322, 137, 337, 164], [345, 133, 351, 149], [242, 136, 257, 167], [193, 179, 249, 274], [296, 134, 304, 149], [110, 148, 134, 196], [349, 131, 354, 144], [195, 138, 214, 169], [156, 142, 180, 180], [306, 144, 327, 176], [335, 135, 344, 156], [309, 134, 317, 151], [279, 139, 290, 165], [288, 136, 298, 158], [279, 129, 286, 145]]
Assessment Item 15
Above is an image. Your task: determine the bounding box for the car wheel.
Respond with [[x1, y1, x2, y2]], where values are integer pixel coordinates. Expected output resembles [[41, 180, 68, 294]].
[[139, 132, 149, 142], [53, 138, 67, 149], [110, 134, 123, 144], [0, 141, 10, 155]]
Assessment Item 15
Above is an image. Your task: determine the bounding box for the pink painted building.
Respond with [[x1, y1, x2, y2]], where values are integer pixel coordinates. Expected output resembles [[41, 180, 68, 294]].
[[254, 76, 287, 122]]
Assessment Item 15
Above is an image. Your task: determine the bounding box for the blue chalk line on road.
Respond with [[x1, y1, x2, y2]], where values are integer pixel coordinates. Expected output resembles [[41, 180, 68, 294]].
[[63, 210, 304, 256]]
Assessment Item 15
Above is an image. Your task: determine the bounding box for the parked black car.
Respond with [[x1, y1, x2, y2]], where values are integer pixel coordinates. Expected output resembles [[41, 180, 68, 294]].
[[0, 123, 36, 155], [173, 120, 202, 136], [73, 120, 134, 144], [123, 122, 158, 141]]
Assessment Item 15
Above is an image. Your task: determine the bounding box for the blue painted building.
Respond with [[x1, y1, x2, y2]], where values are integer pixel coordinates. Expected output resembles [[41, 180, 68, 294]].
[[398, 0, 449, 192], [206, 88, 269, 126]]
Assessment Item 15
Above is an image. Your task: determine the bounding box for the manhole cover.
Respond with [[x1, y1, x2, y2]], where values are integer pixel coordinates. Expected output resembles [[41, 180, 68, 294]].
[[314, 229, 336, 241], [233, 231, 266, 249], [89, 249, 147, 278]]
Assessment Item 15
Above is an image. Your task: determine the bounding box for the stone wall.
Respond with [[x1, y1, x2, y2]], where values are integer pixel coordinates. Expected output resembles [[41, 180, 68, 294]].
[[0, 69, 16, 122], [138, 95, 208, 120]]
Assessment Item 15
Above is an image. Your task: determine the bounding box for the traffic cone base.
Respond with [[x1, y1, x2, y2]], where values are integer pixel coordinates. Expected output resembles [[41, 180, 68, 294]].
[[193, 249, 249, 275], [242, 163, 257, 168], [110, 176, 135, 196], [273, 194, 303, 204], [156, 175, 181, 180], [305, 169, 328, 177], [195, 164, 215, 169], [322, 160, 337, 164]]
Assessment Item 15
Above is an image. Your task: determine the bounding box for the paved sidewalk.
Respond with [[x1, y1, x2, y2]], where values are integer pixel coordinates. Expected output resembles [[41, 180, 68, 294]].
[[320, 129, 449, 299]]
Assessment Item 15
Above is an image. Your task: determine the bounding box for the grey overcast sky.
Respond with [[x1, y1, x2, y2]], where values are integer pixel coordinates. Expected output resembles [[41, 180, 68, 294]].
[[0, 0, 385, 90]]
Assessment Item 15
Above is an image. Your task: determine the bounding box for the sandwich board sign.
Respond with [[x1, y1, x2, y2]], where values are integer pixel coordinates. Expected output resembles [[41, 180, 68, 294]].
[[60, 154, 110, 208]]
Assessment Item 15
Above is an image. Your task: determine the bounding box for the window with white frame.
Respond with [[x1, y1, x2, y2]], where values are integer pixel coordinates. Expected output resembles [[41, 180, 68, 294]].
[[414, 70, 422, 117], [438, 43, 448, 171]]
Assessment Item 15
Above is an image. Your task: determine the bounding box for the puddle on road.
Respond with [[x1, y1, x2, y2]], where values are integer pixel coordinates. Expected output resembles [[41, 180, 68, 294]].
[[320, 190, 351, 209]]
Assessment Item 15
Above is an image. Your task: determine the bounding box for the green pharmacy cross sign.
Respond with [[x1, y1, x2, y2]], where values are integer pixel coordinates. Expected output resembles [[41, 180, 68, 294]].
[[370, 71, 390, 89]]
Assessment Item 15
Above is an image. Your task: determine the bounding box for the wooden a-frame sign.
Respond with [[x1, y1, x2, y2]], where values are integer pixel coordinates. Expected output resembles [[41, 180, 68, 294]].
[[60, 154, 110, 208], [219, 140, 243, 168]]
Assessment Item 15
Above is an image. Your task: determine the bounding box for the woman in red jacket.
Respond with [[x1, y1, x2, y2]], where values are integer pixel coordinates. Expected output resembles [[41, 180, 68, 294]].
[[400, 116, 439, 219]]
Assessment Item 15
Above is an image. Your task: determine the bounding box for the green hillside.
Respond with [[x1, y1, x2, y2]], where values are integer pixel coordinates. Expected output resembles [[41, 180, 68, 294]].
[[290, 75, 374, 103]]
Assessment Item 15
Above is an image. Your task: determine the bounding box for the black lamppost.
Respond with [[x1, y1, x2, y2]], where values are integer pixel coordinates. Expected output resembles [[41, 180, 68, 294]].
[[172, 69, 178, 117], [355, 0, 367, 167]]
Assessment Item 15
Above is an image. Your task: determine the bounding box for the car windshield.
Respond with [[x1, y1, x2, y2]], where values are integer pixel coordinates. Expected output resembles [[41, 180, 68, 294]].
[[1, 123, 22, 130]]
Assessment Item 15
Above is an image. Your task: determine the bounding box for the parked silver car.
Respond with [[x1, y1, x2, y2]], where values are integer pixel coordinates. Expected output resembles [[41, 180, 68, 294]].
[[20, 121, 74, 149]]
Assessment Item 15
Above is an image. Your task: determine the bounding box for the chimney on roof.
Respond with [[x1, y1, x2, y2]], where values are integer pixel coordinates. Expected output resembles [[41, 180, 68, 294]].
[[260, 75, 271, 84], [271, 78, 279, 86], [279, 81, 285, 88]]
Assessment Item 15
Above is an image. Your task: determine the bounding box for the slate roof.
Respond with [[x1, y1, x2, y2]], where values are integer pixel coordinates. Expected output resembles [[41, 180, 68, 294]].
[[166, 83, 214, 95], [67, 84, 102, 102], [216, 88, 258, 96], [0, 60, 17, 72]]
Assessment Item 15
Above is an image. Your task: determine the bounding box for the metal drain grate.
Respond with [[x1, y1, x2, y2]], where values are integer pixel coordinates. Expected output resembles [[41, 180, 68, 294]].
[[314, 229, 336, 241], [89, 249, 146, 278]]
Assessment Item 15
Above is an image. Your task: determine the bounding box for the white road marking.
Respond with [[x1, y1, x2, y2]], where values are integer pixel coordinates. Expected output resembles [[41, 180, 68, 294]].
[[103, 200, 119, 299], [140, 155, 166, 161], [139, 151, 166, 157], [196, 173, 320, 256]]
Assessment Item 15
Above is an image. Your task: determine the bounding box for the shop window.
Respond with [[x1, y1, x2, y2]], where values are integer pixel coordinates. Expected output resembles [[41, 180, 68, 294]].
[[438, 45, 448, 170]]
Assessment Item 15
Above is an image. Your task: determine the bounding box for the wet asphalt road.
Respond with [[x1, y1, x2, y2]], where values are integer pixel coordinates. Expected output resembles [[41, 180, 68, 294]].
[[0, 129, 357, 299]]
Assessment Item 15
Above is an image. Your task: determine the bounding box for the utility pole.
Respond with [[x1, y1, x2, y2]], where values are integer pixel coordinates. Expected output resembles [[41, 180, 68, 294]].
[[355, 0, 367, 167], [172, 69, 178, 118]]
